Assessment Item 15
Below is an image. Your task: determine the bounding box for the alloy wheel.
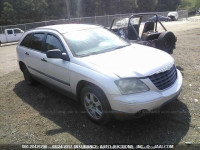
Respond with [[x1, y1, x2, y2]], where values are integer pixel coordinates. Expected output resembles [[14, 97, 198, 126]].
[[84, 92, 103, 120]]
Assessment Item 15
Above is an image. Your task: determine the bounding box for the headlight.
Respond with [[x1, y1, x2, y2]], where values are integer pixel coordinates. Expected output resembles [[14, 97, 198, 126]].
[[115, 78, 149, 95]]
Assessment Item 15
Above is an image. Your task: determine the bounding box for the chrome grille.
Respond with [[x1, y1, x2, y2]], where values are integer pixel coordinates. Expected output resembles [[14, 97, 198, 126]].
[[149, 65, 177, 90]]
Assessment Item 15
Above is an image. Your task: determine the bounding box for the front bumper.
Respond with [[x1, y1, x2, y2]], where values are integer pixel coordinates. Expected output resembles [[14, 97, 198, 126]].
[[107, 70, 183, 114]]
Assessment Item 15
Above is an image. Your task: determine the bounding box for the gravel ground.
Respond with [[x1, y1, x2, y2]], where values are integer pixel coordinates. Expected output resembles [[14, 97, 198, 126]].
[[0, 16, 200, 150]]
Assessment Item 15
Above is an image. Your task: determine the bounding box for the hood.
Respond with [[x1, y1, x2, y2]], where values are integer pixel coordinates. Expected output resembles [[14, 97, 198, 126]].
[[77, 44, 174, 78]]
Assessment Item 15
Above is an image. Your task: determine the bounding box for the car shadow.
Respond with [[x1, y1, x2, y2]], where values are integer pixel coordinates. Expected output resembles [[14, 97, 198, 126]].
[[13, 80, 191, 145], [176, 66, 184, 71], [177, 66, 184, 77]]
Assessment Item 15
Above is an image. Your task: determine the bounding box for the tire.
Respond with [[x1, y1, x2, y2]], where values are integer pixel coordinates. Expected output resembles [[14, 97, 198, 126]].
[[80, 85, 111, 125], [0, 41, 1, 46], [157, 31, 176, 54], [22, 65, 35, 85]]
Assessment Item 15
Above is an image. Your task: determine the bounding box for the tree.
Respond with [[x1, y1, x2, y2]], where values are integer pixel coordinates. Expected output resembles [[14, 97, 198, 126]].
[[32, 0, 48, 21], [81, 0, 95, 16], [46, 0, 68, 19], [94, 0, 105, 16], [1, 2, 14, 24], [136, 0, 158, 12], [157, 0, 181, 11], [1, 0, 197, 26], [179, 0, 200, 13], [11, 0, 47, 23], [119, 0, 137, 14]]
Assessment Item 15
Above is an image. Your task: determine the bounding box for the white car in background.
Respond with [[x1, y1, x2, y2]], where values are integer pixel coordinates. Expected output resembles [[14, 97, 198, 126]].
[[0, 28, 24, 46], [168, 12, 179, 21], [16, 24, 183, 124]]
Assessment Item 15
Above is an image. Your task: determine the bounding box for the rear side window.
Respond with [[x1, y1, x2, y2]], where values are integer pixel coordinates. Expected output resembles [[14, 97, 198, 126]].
[[20, 34, 32, 48], [44, 34, 64, 52], [7, 30, 13, 35], [29, 33, 45, 51]]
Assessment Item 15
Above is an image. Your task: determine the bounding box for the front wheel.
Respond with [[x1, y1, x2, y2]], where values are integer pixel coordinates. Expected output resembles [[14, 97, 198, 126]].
[[80, 86, 111, 125]]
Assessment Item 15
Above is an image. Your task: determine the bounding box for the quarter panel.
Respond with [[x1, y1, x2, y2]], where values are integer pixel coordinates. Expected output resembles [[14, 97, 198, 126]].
[[16, 45, 26, 63], [0, 34, 7, 43]]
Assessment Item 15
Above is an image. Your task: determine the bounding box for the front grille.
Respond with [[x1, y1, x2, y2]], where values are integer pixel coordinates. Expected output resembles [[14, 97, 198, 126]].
[[149, 65, 177, 90]]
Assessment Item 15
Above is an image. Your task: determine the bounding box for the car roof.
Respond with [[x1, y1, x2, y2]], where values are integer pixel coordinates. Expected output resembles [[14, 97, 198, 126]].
[[168, 12, 178, 14], [37, 24, 101, 34]]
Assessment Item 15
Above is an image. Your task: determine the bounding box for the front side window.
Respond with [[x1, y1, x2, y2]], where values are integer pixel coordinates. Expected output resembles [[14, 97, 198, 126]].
[[14, 29, 21, 34], [30, 33, 45, 51], [63, 28, 129, 57], [20, 34, 32, 48], [44, 34, 64, 52]]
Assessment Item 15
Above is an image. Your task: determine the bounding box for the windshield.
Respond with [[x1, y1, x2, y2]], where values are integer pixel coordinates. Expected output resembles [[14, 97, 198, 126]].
[[63, 28, 129, 57]]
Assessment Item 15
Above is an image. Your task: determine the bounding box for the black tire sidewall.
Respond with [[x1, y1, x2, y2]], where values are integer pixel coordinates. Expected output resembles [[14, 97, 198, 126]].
[[23, 67, 34, 85], [158, 31, 176, 54], [80, 86, 111, 124]]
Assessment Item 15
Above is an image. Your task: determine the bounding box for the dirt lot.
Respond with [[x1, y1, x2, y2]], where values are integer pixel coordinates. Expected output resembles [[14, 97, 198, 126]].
[[0, 16, 200, 149]]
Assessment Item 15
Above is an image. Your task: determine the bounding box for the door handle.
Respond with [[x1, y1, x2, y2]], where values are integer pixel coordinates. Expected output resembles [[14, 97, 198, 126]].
[[41, 58, 47, 62], [25, 52, 29, 55]]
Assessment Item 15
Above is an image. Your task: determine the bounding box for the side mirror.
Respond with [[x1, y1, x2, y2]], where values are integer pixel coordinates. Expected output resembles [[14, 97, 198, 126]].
[[46, 49, 70, 61]]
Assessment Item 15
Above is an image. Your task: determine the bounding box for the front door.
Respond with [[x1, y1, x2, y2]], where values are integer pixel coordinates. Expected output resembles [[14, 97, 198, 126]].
[[41, 33, 71, 92], [13, 29, 24, 42]]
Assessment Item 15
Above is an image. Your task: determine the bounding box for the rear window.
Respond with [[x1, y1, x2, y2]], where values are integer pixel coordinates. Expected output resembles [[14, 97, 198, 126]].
[[20, 34, 32, 48], [29, 33, 45, 51]]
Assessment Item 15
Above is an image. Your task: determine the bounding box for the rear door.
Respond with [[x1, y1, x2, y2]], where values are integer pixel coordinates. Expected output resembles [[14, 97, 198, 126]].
[[18, 33, 32, 62], [24, 32, 48, 81]]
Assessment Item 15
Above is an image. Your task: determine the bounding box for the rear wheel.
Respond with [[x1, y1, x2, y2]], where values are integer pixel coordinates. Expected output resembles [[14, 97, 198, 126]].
[[22, 65, 35, 85], [80, 85, 111, 125], [157, 31, 176, 54]]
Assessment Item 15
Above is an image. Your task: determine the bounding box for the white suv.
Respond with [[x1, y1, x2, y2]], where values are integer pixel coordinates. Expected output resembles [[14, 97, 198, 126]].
[[16, 24, 183, 124]]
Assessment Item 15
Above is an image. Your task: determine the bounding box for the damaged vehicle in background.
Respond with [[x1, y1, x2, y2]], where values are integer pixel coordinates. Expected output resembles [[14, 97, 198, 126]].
[[148, 15, 171, 22], [167, 11, 179, 21], [110, 13, 177, 54], [197, 9, 200, 15], [17, 24, 183, 124]]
